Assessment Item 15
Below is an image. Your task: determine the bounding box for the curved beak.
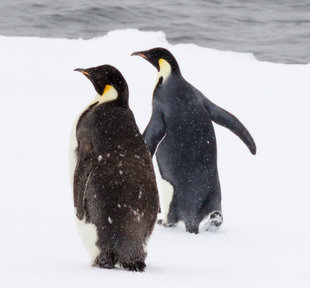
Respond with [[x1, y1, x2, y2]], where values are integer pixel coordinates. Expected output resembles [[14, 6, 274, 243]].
[[74, 68, 90, 76], [131, 51, 148, 59]]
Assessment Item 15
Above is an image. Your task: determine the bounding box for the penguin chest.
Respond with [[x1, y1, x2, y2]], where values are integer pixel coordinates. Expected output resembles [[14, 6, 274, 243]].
[[69, 117, 79, 185], [75, 217, 100, 263]]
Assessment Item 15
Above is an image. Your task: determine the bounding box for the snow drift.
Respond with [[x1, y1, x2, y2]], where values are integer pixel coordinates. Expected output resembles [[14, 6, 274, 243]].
[[0, 29, 309, 288]]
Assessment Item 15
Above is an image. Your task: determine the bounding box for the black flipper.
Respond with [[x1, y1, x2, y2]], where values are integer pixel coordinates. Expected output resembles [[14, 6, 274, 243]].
[[143, 109, 166, 157], [73, 142, 95, 220], [201, 96, 256, 155]]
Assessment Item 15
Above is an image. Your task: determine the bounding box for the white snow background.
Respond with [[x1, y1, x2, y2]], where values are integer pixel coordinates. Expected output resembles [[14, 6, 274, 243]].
[[0, 29, 309, 287]]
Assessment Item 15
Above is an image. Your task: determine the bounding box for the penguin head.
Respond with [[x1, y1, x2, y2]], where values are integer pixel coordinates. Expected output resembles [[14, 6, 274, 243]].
[[74, 65, 128, 106], [131, 47, 180, 79]]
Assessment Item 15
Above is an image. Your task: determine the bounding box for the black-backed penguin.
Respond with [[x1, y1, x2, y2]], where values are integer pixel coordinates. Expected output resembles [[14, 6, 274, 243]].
[[132, 48, 256, 234], [71, 65, 159, 271]]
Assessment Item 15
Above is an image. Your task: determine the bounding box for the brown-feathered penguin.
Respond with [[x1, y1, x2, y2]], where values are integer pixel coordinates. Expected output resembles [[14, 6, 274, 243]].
[[132, 48, 256, 234], [71, 65, 159, 271]]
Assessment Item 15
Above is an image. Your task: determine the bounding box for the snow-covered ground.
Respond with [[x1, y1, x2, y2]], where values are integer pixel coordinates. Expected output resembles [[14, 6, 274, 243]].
[[0, 29, 309, 288]]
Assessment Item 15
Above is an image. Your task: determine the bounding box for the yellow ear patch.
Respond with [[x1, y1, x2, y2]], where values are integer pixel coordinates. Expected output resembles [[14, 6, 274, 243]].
[[89, 84, 118, 106], [103, 84, 112, 95], [156, 58, 171, 86], [159, 58, 165, 66]]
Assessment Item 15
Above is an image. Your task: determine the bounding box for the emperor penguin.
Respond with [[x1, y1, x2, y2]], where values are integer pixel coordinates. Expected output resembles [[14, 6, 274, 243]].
[[131, 48, 256, 234], [72, 65, 159, 271]]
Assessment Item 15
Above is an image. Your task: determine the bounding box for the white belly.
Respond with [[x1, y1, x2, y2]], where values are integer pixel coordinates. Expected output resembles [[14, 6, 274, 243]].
[[75, 217, 100, 264], [158, 177, 174, 225], [153, 137, 174, 225]]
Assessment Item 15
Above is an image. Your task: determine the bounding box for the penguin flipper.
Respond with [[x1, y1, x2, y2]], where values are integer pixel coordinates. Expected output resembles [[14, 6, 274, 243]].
[[202, 97, 256, 155], [143, 109, 166, 157], [73, 143, 95, 219]]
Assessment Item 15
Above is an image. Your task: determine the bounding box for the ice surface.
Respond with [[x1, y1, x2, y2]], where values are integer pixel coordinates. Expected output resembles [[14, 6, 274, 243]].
[[0, 29, 309, 287]]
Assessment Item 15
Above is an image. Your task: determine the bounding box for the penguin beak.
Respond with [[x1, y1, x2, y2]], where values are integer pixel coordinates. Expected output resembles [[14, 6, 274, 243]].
[[131, 50, 160, 71], [131, 51, 148, 60], [74, 68, 91, 77]]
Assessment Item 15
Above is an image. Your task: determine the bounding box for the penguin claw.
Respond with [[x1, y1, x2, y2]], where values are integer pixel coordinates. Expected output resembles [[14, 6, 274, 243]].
[[185, 226, 199, 234], [121, 261, 146, 272], [94, 261, 115, 269], [94, 253, 116, 269], [205, 211, 223, 231], [157, 219, 176, 227]]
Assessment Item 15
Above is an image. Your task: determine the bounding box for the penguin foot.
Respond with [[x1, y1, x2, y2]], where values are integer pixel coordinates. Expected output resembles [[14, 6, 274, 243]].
[[186, 227, 199, 234], [95, 261, 115, 269], [121, 261, 146, 272], [205, 211, 223, 231], [157, 219, 176, 227], [185, 223, 199, 234], [94, 252, 116, 269]]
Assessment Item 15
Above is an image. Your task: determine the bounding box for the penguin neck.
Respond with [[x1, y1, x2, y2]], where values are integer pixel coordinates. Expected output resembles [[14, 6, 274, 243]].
[[90, 85, 128, 107]]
